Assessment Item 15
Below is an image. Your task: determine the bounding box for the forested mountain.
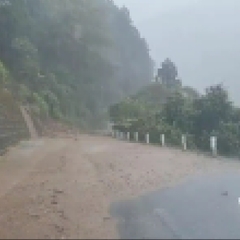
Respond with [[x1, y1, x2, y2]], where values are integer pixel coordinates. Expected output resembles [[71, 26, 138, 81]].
[[0, 0, 153, 128]]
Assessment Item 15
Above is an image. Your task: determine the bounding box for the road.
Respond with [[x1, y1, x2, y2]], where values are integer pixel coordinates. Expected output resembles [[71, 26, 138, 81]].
[[0, 135, 240, 239]]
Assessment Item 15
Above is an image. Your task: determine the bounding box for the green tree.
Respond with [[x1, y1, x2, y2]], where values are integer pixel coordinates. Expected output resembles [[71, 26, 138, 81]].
[[193, 84, 233, 135], [0, 60, 10, 85]]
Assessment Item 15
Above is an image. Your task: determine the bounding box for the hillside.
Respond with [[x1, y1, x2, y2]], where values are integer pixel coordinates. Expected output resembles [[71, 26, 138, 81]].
[[0, 0, 153, 129], [0, 87, 29, 154]]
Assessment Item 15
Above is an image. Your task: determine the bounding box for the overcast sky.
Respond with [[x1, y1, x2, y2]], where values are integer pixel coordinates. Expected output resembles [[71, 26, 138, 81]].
[[114, 0, 199, 23], [113, 0, 201, 68], [113, 0, 240, 105]]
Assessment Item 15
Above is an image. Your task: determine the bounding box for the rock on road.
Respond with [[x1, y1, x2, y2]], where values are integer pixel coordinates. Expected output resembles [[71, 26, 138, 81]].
[[0, 135, 240, 239]]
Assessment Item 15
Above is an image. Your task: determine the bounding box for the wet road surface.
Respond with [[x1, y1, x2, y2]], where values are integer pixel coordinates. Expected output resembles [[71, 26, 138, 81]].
[[2, 135, 240, 239], [111, 172, 240, 239]]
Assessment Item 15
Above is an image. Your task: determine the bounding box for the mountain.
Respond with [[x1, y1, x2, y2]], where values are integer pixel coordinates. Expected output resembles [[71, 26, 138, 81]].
[[0, 0, 153, 129]]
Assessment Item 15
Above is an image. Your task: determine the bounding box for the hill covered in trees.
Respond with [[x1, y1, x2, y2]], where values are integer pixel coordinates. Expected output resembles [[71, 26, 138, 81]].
[[0, 0, 153, 129]]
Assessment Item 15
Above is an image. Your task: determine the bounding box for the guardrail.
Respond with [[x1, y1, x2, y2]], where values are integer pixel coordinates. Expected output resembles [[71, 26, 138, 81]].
[[112, 130, 218, 157]]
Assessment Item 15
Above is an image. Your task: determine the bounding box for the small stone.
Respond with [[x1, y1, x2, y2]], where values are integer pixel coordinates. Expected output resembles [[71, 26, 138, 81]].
[[28, 212, 40, 218], [221, 191, 228, 196], [51, 200, 58, 205], [103, 216, 111, 221], [53, 189, 64, 194]]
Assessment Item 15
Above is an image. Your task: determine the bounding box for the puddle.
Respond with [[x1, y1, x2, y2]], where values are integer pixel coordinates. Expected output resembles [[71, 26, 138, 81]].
[[111, 172, 240, 239]]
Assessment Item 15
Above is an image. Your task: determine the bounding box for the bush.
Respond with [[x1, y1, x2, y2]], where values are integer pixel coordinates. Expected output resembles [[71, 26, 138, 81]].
[[18, 84, 31, 103], [193, 131, 211, 152], [216, 122, 240, 156], [111, 84, 240, 157], [164, 126, 182, 147], [52, 107, 63, 120], [32, 92, 49, 117], [0, 60, 10, 85], [186, 134, 197, 150]]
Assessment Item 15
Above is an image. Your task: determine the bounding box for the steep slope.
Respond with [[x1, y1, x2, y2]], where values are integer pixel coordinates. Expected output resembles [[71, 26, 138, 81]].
[[0, 0, 153, 129], [0, 88, 29, 154]]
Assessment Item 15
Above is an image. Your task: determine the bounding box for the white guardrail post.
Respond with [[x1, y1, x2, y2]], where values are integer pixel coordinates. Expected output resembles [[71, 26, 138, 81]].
[[135, 132, 139, 142], [121, 132, 124, 140], [114, 130, 220, 157], [127, 132, 130, 141], [210, 136, 217, 157], [182, 134, 187, 151], [118, 131, 121, 140], [146, 133, 150, 144], [161, 134, 165, 147]]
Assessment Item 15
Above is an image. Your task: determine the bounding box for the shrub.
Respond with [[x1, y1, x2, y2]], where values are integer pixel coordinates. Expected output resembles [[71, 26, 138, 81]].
[[216, 122, 240, 156]]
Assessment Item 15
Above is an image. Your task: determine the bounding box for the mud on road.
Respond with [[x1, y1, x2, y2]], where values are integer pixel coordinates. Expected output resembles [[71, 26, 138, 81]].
[[0, 135, 240, 239]]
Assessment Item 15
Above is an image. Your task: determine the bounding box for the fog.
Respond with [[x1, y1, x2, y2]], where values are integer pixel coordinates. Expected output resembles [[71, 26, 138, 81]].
[[114, 0, 240, 104]]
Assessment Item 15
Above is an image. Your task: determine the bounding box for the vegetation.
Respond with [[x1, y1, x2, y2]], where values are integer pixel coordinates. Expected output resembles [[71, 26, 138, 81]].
[[110, 59, 240, 157], [0, 87, 30, 154], [1, 1, 239, 156], [0, 0, 153, 129]]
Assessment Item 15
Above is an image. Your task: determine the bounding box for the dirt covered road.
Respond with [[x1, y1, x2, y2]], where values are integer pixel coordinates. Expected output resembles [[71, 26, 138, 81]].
[[0, 135, 240, 239]]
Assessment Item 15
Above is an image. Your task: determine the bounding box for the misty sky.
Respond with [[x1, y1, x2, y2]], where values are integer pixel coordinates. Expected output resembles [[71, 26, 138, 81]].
[[114, 0, 199, 23], [114, 0, 240, 105]]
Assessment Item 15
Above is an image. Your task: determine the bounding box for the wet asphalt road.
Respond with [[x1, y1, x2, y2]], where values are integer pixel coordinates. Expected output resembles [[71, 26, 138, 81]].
[[111, 172, 240, 239]]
